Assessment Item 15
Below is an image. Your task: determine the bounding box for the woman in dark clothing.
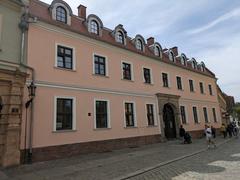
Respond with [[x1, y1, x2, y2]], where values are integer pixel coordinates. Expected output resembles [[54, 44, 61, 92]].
[[179, 125, 185, 143]]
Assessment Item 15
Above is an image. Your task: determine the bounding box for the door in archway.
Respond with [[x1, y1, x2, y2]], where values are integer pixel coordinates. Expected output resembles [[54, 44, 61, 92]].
[[163, 104, 176, 139]]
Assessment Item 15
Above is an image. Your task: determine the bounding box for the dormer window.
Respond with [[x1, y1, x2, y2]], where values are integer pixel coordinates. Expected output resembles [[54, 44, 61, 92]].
[[200, 62, 205, 72], [90, 20, 99, 35], [155, 46, 161, 57], [56, 6, 67, 23], [192, 59, 197, 69], [116, 31, 124, 44], [136, 39, 143, 51], [169, 51, 175, 62], [181, 54, 187, 66]]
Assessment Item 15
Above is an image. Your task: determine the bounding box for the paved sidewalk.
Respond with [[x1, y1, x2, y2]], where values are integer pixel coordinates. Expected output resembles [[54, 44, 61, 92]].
[[0, 137, 232, 180]]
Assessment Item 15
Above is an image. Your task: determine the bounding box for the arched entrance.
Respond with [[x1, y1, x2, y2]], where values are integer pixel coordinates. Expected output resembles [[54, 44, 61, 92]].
[[163, 104, 176, 139]]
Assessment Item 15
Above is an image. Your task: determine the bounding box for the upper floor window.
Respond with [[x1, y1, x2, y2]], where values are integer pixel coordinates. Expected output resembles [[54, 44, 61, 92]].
[[116, 31, 124, 44], [203, 107, 208, 123], [209, 84, 213, 95], [192, 59, 197, 69], [154, 46, 161, 57], [181, 54, 187, 66], [189, 79, 194, 92], [212, 108, 217, 122], [122, 62, 132, 80], [146, 104, 155, 126], [162, 73, 169, 88], [169, 51, 175, 62], [94, 55, 106, 76], [176, 76, 183, 90], [136, 39, 143, 51], [90, 20, 99, 35], [143, 68, 151, 84], [125, 102, 135, 127], [95, 100, 110, 129], [57, 45, 73, 69], [199, 82, 204, 94], [180, 106, 187, 124], [56, 6, 67, 23]]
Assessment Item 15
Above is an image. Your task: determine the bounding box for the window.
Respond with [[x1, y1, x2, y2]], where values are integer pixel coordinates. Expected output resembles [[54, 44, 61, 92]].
[[199, 82, 204, 94], [90, 20, 99, 35], [125, 102, 135, 127], [143, 68, 151, 84], [56, 98, 73, 131], [181, 55, 187, 66], [57, 45, 73, 69], [56, 6, 67, 23], [94, 55, 106, 76], [176, 76, 182, 90], [212, 108, 217, 122], [192, 61, 197, 69], [203, 107, 208, 123], [155, 46, 161, 57], [122, 62, 132, 80], [169, 51, 175, 62], [116, 31, 124, 44], [146, 104, 155, 126], [209, 84, 213, 95], [189, 79, 194, 92], [136, 39, 143, 51], [193, 106, 198, 123], [180, 106, 187, 124], [162, 73, 169, 87], [95, 100, 109, 128]]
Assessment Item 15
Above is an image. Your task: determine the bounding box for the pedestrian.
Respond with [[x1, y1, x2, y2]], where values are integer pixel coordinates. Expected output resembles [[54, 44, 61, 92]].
[[227, 123, 233, 138], [179, 125, 185, 144], [220, 123, 227, 138], [211, 126, 216, 138], [205, 125, 216, 149]]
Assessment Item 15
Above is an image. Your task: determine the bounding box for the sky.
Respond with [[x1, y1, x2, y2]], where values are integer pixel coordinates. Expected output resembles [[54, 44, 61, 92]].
[[41, 0, 240, 102]]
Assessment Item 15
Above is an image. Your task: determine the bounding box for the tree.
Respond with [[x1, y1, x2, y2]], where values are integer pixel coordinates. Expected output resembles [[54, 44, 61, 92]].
[[233, 103, 240, 121]]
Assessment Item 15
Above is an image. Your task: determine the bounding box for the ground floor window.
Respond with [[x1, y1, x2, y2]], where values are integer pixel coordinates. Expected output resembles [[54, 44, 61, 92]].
[[95, 100, 109, 128], [146, 104, 154, 126], [193, 106, 199, 123], [125, 102, 135, 127], [212, 108, 217, 122], [203, 107, 208, 123], [56, 98, 74, 131], [180, 106, 187, 124]]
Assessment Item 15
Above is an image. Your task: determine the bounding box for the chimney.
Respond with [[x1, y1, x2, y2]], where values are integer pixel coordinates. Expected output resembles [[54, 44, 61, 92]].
[[78, 5, 86, 20], [147, 37, 154, 46], [171, 46, 178, 56]]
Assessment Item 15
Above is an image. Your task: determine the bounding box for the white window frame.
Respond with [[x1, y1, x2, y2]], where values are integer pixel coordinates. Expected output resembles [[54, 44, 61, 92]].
[[188, 79, 195, 92], [203, 106, 209, 123], [199, 82, 205, 94], [53, 96, 76, 132], [55, 43, 76, 71], [192, 105, 200, 124], [145, 103, 157, 126], [121, 60, 134, 81], [208, 84, 214, 96], [92, 53, 109, 76], [176, 75, 184, 90], [94, 98, 111, 129], [212, 107, 218, 123], [123, 101, 137, 128], [161, 71, 171, 88], [142, 66, 154, 84], [179, 105, 188, 124]]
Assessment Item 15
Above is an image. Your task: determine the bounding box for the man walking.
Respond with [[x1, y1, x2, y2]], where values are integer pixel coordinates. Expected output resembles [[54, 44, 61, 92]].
[[205, 125, 216, 149]]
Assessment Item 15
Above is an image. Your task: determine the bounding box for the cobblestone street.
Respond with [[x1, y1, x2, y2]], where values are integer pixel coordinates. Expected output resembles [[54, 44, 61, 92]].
[[0, 137, 238, 180]]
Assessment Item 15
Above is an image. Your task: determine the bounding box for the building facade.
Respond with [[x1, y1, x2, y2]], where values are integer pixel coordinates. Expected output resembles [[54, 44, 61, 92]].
[[22, 0, 222, 162], [0, 0, 29, 166]]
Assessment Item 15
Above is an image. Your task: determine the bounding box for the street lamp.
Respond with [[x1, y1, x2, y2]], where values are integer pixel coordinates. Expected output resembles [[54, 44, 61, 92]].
[[27, 82, 36, 97]]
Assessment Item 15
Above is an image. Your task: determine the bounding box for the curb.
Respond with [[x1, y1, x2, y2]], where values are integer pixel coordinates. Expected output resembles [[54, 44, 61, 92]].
[[115, 138, 232, 180]]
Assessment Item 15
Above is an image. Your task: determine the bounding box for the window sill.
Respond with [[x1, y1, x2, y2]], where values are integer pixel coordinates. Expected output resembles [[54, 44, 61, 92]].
[[94, 127, 111, 131], [52, 129, 77, 133], [92, 74, 109, 78], [163, 86, 170, 89], [144, 82, 154, 86], [178, 89, 184, 91], [124, 126, 137, 129], [54, 66, 76, 72], [121, 78, 134, 82], [147, 125, 158, 128]]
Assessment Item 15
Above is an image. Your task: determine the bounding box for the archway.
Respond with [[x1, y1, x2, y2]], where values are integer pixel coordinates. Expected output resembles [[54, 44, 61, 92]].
[[163, 104, 176, 139]]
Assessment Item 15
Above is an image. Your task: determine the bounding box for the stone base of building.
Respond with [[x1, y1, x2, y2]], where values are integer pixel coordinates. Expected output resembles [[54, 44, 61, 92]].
[[21, 134, 163, 163]]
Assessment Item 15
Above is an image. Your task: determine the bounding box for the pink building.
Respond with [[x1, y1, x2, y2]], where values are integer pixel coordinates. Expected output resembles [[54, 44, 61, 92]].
[[22, 0, 222, 162]]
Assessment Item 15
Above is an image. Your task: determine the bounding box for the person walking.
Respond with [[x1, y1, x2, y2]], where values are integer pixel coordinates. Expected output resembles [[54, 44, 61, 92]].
[[179, 125, 186, 144], [211, 126, 216, 138], [205, 125, 216, 149], [220, 123, 227, 138]]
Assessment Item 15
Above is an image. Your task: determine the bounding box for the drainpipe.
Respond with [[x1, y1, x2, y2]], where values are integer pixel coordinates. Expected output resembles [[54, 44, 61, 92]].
[[19, 4, 37, 163]]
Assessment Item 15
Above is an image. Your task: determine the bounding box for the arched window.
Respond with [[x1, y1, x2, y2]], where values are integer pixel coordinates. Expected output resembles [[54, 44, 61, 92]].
[[90, 20, 99, 35], [116, 31, 124, 44], [181, 54, 187, 66], [169, 51, 175, 62], [56, 6, 67, 23], [155, 46, 161, 57], [136, 39, 143, 51], [192, 60, 197, 69]]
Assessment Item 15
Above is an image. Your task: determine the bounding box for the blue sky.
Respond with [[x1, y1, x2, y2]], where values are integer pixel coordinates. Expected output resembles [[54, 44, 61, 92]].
[[42, 0, 240, 102]]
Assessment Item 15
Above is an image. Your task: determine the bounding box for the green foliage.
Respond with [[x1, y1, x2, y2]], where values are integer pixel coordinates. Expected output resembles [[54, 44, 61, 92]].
[[233, 103, 240, 120]]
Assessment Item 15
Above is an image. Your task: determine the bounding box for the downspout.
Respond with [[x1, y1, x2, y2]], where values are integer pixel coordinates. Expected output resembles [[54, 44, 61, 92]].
[[19, 4, 36, 163]]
